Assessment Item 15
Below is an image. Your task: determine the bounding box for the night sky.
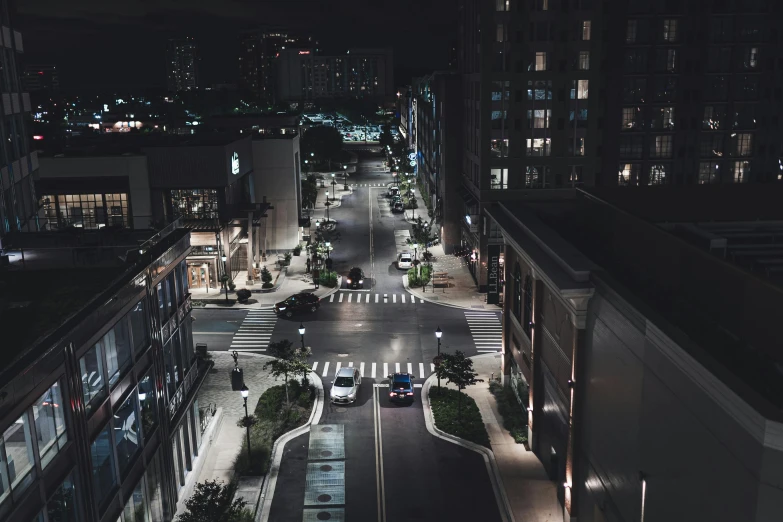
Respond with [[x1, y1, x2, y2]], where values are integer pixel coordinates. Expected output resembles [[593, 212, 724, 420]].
[[16, 0, 458, 92]]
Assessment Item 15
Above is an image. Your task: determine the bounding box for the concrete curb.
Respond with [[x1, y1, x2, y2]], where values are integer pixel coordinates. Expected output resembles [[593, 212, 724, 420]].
[[257, 370, 324, 522], [401, 275, 476, 310], [421, 373, 515, 522]]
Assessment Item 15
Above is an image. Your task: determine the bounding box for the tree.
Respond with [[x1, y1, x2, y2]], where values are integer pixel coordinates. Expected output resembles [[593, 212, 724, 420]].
[[176, 480, 248, 522], [263, 357, 311, 407], [301, 126, 343, 167], [301, 174, 318, 212], [379, 125, 394, 149], [260, 266, 273, 288], [267, 339, 296, 360], [434, 351, 483, 421], [407, 217, 438, 256]]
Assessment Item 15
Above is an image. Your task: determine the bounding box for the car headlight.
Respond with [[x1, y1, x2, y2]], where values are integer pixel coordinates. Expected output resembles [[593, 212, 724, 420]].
[[278, 307, 286, 311], [359, 280, 363, 284], [346, 279, 351, 284]]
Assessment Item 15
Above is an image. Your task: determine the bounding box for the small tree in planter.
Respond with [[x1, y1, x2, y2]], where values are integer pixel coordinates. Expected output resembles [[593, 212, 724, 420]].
[[176, 480, 248, 522], [260, 266, 273, 288], [293, 245, 302, 256], [236, 289, 252, 303], [434, 351, 483, 422], [284, 252, 293, 265]]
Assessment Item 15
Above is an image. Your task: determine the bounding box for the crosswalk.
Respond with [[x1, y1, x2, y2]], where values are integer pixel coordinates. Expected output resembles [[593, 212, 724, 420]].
[[312, 360, 435, 380], [327, 292, 424, 304], [229, 309, 277, 352], [351, 183, 392, 187], [465, 311, 502, 352]]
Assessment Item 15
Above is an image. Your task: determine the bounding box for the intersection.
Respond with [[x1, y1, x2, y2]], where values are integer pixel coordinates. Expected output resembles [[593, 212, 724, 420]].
[[192, 149, 504, 522]]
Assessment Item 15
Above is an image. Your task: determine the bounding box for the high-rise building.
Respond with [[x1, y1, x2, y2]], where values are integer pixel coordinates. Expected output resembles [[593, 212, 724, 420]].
[[0, 0, 40, 249], [21, 65, 60, 93], [166, 37, 199, 92], [456, 0, 783, 291], [238, 31, 316, 103]]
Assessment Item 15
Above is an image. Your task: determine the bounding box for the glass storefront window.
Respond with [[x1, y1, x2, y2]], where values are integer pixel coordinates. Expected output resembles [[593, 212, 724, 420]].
[[181, 318, 194, 372], [101, 318, 132, 387], [165, 273, 176, 318], [47, 471, 79, 522], [130, 300, 149, 354], [89, 424, 116, 506], [115, 394, 141, 476], [80, 345, 106, 413], [2, 412, 35, 494], [138, 371, 157, 440], [171, 437, 182, 491], [172, 331, 183, 390], [122, 475, 150, 522], [33, 382, 68, 468], [144, 453, 164, 522], [191, 400, 202, 455], [170, 189, 219, 219], [163, 339, 175, 399]]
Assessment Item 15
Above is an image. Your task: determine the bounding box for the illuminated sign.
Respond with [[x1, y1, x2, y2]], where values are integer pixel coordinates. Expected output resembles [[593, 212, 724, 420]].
[[33, 135, 44, 140], [409, 160, 416, 166], [231, 152, 240, 175], [408, 153, 416, 160], [299, 51, 310, 55], [487, 244, 501, 305]]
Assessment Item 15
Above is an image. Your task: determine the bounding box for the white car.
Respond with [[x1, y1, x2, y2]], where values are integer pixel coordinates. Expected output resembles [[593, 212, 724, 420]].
[[387, 186, 400, 198], [331, 367, 361, 404], [398, 252, 413, 270]]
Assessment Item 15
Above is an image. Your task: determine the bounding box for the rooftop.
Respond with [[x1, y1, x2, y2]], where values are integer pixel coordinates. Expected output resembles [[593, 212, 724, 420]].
[[493, 184, 783, 416], [37, 132, 246, 158]]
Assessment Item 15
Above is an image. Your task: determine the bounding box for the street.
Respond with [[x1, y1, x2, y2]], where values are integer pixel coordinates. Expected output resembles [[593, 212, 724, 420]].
[[193, 149, 503, 521]]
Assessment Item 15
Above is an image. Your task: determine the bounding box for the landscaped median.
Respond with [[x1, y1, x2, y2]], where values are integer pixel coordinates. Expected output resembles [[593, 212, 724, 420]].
[[428, 387, 490, 448]]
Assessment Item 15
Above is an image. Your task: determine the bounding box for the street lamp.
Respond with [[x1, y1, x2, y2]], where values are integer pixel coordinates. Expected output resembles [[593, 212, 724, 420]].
[[325, 241, 331, 259], [435, 326, 442, 391], [299, 323, 306, 349], [240, 385, 252, 463], [343, 165, 348, 190], [331, 173, 336, 201], [221, 255, 229, 302]]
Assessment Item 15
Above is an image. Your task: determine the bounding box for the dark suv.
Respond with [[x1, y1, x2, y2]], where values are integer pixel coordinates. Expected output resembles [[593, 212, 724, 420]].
[[274, 293, 320, 318], [388, 373, 415, 403], [346, 267, 365, 289]]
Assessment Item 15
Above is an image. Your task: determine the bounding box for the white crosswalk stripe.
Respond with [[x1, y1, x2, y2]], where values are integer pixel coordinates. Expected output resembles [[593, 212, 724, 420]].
[[310, 361, 436, 379], [323, 292, 425, 305], [464, 311, 502, 352], [229, 309, 277, 351]]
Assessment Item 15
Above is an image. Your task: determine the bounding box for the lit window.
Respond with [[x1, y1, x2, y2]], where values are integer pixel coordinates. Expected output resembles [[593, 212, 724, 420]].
[[528, 109, 551, 129], [618, 163, 640, 186], [495, 0, 510, 11], [733, 133, 753, 156], [649, 164, 668, 185], [570, 79, 589, 100], [733, 160, 750, 182], [33, 383, 68, 468], [651, 135, 673, 158], [744, 47, 759, 69], [582, 21, 591, 41], [699, 162, 720, 184], [490, 168, 509, 189], [526, 138, 551, 156], [579, 51, 590, 70], [663, 19, 678, 42], [535, 52, 547, 71], [626, 20, 637, 43], [497, 24, 507, 42], [622, 107, 640, 129]]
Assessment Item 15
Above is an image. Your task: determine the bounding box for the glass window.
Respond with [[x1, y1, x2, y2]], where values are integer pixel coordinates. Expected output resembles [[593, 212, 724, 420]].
[[525, 166, 549, 188], [163, 339, 175, 399], [526, 138, 551, 157], [512, 264, 522, 322], [618, 163, 641, 186], [568, 137, 585, 156], [175, 265, 185, 304], [123, 478, 149, 522], [102, 318, 132, 387], [180, 316, 194, 370], [80, 345, 106, 414], [2, 412, 35, 494], [742, 46, 759, 70], [619, 136, 644, 158], [130, 300, 148, 354], [490, 139, 509, 158], [654, 77, 677, 101], [648, 164, 669, 185], [703, 106, 726, 130], [115, 394, 140, 476], [495, 0, 510, 11], [144, 453, 164, 522], [622, 78, 646, 102], [655, 48, 677, 73], [33, 382, 68, 468], [732, 161, 751, 183], [46, 471, 79, 522], [663, 19, 678, 42], [732, 133, 753, 156], [570, 80, 589, 100], [496, 23, 507, 42], [707, 47, 732, 72], [490, 169, 508, 190], [156, 282, 167, 326], [699, 162, 721, 184], [138, 371, 157, 439], [166, 273, 177, 315], [651, 107, 675, 130], [90, 424, 116, 506], [735, 75, 759, 100], [651, 135, 673, 158], [626, 20, 638, 43], [172, 331, 183, 390], [700, 134, 724, 157], [179, 260, 189, 297], [578, 51, 590, 70], [170, 189, 219, 219], [582, 21, 591, 41], [622, 107, 643, 130], [528, 109, 551, 129], [535, 52, 547, 71]]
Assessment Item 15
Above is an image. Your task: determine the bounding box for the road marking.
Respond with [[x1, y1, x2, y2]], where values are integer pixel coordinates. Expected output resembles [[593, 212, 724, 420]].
[[395, 362, 400, 373], [411, 298, 416, 305], [193, 331, 234, 335], [369, 185, 375, 290], [393, 294, 396, 303], [414, 384, 423, 388], [419, 363, 425, 377], [407, 362, 412, 374], [383, 363, 388, 378], [373, 385, 387, 522], [356, 294, 362, 303], [322, 361, 330, 377], [348, 293, 353, 303], [339, 293, 344, 303], [335, 362, 342, 374], [401, 294, 406, 303], [330, 294, 335, 302], [231, 348, 267, 352], [371, 362, 377, 378], [360, 362, 365, 377], [312, 362, 318, 372], [375, 294, 379, 303], [430, 363, 435, 373]]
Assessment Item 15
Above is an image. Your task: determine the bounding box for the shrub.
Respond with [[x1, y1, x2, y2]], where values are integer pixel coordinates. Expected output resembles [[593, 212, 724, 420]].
[[293, 245, 302, 256], [407, 267, 421, 287], [284, 252, 293, 264], [260, 266, 273, 285], [429, 387, 490, 448], [318, 270, 338, 288], [176, 479, 247, 522], [490, 382, 529, 444], [236, 289, 251, 302], [256, 386, 285, 421]]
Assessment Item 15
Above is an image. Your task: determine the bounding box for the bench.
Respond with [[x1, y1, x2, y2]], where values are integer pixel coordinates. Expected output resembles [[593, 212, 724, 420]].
[[432, 272, 450, 289]]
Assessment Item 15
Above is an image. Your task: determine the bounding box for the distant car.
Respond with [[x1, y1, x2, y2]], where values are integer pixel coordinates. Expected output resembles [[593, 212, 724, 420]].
[[331, 367, 362, 404], [274, 293, 320, 318], [387, 186, 400, 198], [398, 252, 413, 269], [388, 373, 415, 403], [346, 267, 365, 289], [392, 200, 404, 213]]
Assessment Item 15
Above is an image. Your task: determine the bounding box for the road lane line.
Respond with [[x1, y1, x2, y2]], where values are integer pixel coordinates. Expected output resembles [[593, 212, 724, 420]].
[[395, 362, 400, 373], [373, 385, 387, 522], [360, 362, 365, 377], [322, 361, 330, 377], [375, 294, 379, 303], [393, 294, 396, 303], [401, 294, 406, 303], [383, 363, 388, 378], [356, 294, 362, 303], [330, 294, 335, 302], [430, 363, 435, 373], [312, 362, 318, 372], [371, 363, 376, 378], [419, 363, 425, 377], [339, 293, 344, 303], [348, 293, 353, 303], [407, 362, 412, 374], [335, 362, 342, 374]]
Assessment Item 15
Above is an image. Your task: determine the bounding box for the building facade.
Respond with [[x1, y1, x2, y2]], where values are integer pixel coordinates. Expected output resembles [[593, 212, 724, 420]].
[[0, 222, 210, 522], [412, 73, 463, 253], [21, 65, 60, 94], [485, 187, 783, 521], [238, 31, 316, 103], [0, 0, 39, 249], [166, 38, 199, 93]]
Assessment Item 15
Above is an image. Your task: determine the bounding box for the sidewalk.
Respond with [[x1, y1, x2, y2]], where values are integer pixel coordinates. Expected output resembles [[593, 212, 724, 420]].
[[438, 354, 561, 522]]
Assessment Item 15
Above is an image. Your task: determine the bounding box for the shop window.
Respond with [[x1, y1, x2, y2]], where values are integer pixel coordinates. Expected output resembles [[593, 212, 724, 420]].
[[163, 339, 175, 400], [523, 276, 533, 336], [115, 394, 141, 476], [513, 264, 522, 323], [699, 162, 721, 184], [180, 318, 195, 371], [33, 382, 68, 468], [490, 139, 509, 158], [170, 189, 219, 220], [156, 282, 167, 326], [179, 260, 189, 297], [1, 412, 35, 497], [172, 331, 184, 389], [122, 478, 150, 522], [80, 345, 106, 414], [46, 471, 79, 522], [90, 424, 116, 507], [166, 273, 177, 317]]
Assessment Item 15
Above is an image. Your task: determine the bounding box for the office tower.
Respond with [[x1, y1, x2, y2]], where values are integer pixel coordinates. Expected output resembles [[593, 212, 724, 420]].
[[0, 0, 39, 248], [21, 64, 60, 93], [166, 37, 199, 92]]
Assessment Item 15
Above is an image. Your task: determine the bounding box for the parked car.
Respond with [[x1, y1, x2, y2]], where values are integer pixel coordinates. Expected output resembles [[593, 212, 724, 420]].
[[398, 252, 413, 269], [274, 293, 320, 317], [387, 186, 400, 198], [331, 367, 362, 404], [392, 200, 405, 213], [388, 373, 415, 403], [346, 267, 365, 289]]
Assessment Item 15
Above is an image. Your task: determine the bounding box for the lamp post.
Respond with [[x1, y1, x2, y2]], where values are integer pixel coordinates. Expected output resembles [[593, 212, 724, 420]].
[[343, 165, 348, 190], [299, 323, 306, 350], [325, 200, 330, 222], [325, 241, 331, 259], [222, 255, 229, 302], [331, 173, 336, 201], [435, 326, 442, 391], [240, 385, 252, 462]]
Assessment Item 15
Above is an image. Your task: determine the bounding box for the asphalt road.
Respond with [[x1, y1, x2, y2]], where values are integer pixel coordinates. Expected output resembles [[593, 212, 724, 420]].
[[194, 150, 503, 521]]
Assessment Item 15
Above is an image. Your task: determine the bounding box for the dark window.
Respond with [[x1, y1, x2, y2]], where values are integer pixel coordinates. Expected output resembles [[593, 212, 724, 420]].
[[707, 47, 732, 72], [706, 75, 729, 100], [114, 394, 141, 476], [622, 78, 646, 102], [513, 264, 522, 323], [47, 472, 79, 522], [130, 300, 148, 353], [624, 49, 647, 73], [138, 370, 157, 440], [619, 135, 644, 158], [523, 276, 533, 336], [90, 424, 116, 506]]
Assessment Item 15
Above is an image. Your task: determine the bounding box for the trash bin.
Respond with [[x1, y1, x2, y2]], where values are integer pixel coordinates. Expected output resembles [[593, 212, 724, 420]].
[[231, 367, 244, 391], [196, 343, 208, 358]]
